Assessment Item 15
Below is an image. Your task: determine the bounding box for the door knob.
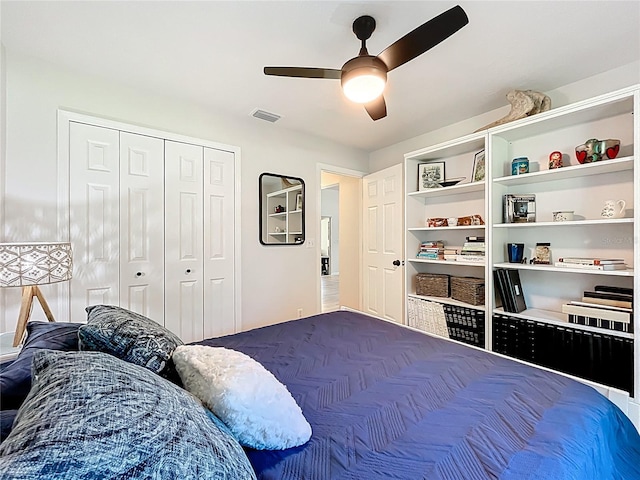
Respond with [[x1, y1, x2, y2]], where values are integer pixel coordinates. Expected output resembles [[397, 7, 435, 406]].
[[185, 268, 192, 274], [392, 259, 401, 266], [136, 271, 144, 277]]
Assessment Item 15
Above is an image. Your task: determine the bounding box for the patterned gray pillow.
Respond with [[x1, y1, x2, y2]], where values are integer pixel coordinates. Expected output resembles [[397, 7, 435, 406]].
[[79, 304, 183, 377], [0, 350, 256, 479]]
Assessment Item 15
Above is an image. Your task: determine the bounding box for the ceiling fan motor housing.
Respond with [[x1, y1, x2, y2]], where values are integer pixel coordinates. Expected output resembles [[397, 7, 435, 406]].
[[341, 55, 388, 103], [341, 56, 388, 85]]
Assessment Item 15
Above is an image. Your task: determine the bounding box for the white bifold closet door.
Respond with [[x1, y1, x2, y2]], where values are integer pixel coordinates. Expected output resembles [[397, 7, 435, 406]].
[[69, 124, 164, 323], [164, 142, 236, 342], [164, 141, 204, 341], [68, 121, 236, 342]]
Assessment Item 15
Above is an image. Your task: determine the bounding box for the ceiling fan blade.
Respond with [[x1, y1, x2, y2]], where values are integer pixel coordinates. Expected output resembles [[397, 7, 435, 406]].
[[364, 95, 387, 121], [377, 5, 468, 72], [264, 67, 342, 79]]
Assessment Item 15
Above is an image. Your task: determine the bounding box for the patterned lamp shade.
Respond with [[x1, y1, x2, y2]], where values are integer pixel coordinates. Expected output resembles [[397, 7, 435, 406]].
[[0, 242, 73, 287]]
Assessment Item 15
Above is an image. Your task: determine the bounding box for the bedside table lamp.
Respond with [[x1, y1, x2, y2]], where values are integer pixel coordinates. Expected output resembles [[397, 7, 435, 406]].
[[0, 242, 73, 346]]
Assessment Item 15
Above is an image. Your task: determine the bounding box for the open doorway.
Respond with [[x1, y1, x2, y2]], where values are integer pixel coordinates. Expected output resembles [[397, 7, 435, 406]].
[[319, 169, 363, 313], [321, 185, 339, 312]]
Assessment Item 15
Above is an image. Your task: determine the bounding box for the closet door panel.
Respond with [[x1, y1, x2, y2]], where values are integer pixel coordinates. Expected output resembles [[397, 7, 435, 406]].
[[69, 122, 120, 322], [119, 132, 164, 323], [164, 141, 204, 342], [204, 148, 236, 337]]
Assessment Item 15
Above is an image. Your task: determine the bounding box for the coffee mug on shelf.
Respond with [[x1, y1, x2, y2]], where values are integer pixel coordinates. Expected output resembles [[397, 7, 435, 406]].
[[507, 243, 525, 263], [511, 157, 529, 175], [552, 211, 574, 222], [447, 217, 458, 226], [601, 199, 626, 219]]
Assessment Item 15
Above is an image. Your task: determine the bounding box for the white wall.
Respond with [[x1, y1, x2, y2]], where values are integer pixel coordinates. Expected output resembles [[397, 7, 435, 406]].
[[0, 51, 369, 333], [369, 61, 640, 172]]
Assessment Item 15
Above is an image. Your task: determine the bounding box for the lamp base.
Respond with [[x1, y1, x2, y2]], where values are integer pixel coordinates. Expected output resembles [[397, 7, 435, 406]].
[[13, 285, 55, 347]]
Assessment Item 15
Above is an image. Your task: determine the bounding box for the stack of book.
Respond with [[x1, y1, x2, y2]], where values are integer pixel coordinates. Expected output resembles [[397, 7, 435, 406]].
[[417, 241, 444, 260], [456, 236, 485, 263], [493, 268, 527, 313], [554, 257, 628, 271], [562, 285, 633, 333], [443, 247, 459, 261]]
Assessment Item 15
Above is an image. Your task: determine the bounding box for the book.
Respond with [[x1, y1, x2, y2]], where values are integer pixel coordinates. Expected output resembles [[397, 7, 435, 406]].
[[493, 270, 509, 311], [462, 242, 485, 248], [561, 303, 631, 323], [583, 290, 632, 302], [456, 255, 485, 263], [567, 314, 633, 333], [420, 241, 444, 248], [465, 236, 485, 242], [505, 269, 527, 313], [557, 257, 625, 265], [594, 285, 634, 296], [553, 262, 627, 271], [582, 291, 632, 308], [570, 300, 632, 313]]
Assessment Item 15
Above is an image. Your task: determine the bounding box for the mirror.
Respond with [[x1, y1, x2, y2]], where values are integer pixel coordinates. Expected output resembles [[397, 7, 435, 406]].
[[259, 173, 305, 245]]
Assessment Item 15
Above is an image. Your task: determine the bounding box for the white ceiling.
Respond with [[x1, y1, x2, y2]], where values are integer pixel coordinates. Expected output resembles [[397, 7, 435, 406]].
[[2, 1, 639, 152]]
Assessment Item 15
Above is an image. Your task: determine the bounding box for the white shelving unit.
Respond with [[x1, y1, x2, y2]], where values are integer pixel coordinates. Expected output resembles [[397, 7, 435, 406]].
[[404, 131, 489, 351], [264, 184, 303, 244], [404, 84, 639, 425]]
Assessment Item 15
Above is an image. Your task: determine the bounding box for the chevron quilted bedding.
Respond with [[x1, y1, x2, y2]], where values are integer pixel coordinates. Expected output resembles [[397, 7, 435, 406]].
[[198, 310, 640, 480]]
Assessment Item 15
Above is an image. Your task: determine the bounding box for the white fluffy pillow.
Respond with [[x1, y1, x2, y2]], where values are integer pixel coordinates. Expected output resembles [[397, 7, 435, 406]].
[[173, 345, 312, 450]]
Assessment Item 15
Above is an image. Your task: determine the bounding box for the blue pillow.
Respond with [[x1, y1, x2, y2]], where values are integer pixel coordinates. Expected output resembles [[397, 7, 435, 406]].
[[0, 350, 256, 479], [79, 305, 183, 378], [0, 410, 17, 443], [0, 321, 81, 410]]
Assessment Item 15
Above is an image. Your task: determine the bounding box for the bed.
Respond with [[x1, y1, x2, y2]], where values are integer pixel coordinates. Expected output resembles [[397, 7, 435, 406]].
[[1, 308, 639, 479], [199, 309, 640, 480]]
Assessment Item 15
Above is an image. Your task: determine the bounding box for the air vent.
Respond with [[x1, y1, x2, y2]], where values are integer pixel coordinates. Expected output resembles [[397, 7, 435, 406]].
[[251, 108, 281, 123]]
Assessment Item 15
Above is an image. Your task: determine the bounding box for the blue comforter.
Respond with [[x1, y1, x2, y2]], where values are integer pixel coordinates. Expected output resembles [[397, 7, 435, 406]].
[[199, 310, 640, 479]]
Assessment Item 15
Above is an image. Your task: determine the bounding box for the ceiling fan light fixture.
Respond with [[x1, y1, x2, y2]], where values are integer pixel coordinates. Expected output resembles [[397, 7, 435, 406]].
[[341, 56, 387, 104]]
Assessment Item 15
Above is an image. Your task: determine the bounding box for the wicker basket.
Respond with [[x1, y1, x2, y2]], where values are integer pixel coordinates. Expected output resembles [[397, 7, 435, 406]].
[[450, 276, 485, 305], [415, 273, 449, 297]]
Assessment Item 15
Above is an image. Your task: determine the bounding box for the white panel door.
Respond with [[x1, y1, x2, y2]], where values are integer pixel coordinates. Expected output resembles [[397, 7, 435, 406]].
[[69, 122, 120, 322], [203, 148, 236, 337], [164, 141, 204, 342], [119, 132, 164, 323], [362, 164, 404, 323]]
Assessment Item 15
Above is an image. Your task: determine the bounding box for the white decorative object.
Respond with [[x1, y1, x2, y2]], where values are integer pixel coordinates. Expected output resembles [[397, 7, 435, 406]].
[[552, 211, 574, 222], [475, 89, 551, 132], [173, 345, 312, 450], [601, 199, 626, 218], [0, 242, 73, 346]]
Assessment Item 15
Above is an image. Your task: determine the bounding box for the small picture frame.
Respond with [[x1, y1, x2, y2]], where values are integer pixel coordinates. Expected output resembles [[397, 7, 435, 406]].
[[295, 192, 303, 211], [471, 149, 485, 182], [418, 162, 445, 191], [534, 242, 551, 264], [503, 194, 536, 223]]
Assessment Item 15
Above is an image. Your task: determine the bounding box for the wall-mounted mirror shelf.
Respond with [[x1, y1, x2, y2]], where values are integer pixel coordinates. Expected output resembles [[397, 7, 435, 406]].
[[259, 173, 305, 245]]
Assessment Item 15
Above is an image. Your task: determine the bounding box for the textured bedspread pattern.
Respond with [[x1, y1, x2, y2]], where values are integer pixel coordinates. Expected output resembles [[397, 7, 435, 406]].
[[200, 311, 640, 480]]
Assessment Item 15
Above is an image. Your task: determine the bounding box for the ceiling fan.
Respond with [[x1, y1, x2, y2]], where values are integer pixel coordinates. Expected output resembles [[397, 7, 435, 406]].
[[264, 5, 468, 121]]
